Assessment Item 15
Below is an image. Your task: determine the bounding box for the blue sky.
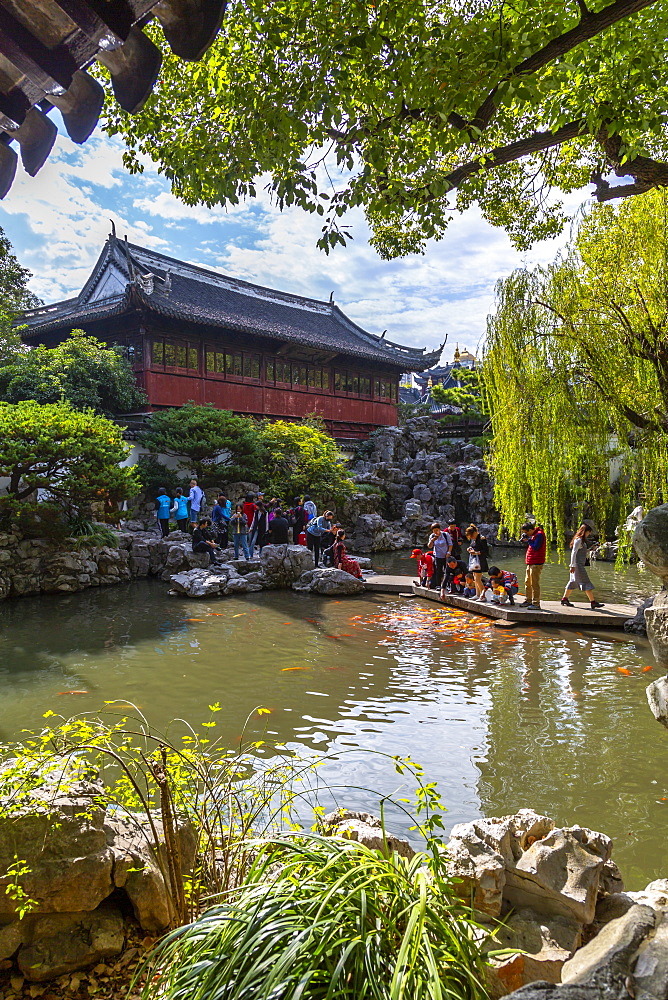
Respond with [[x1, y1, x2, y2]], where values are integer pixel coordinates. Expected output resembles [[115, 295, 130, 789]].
[[0, 119, 586, 363]]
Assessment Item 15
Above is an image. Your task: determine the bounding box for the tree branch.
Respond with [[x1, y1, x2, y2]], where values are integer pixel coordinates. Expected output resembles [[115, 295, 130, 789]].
[[433, 120, 587, 196], [471, 0, 659, 132]]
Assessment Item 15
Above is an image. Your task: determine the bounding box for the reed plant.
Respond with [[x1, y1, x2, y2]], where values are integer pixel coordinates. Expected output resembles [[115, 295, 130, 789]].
[[143, 833, 489, 1000]]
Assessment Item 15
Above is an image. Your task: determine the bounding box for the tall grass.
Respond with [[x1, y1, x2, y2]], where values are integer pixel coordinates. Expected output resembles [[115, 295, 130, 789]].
[[144, 834, 488, 1000]]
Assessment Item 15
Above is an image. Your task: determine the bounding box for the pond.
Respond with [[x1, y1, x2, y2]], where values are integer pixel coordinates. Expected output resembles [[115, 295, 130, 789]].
[[0, 547, 666, 889]]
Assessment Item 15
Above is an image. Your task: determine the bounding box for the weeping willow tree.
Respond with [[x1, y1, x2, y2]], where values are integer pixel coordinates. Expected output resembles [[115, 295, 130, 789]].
[[484, 188, 668, 557]]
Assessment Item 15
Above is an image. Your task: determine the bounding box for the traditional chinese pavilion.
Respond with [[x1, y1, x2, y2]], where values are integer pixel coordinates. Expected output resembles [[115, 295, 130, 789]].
[[22, 235, 443, 440]]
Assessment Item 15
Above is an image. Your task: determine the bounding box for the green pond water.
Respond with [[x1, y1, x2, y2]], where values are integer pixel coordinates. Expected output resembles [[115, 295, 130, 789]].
[[0, 547, 666, 888]]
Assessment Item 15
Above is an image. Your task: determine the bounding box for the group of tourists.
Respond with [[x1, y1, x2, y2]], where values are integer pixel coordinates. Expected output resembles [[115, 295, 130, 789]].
[[410, 519, 603, 611], [154, 481, 363, 579]]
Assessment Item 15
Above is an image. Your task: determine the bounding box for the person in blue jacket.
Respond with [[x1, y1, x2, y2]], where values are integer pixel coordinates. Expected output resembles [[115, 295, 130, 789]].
[[170, 488, 189, 532], [155, 487, 172, 538]]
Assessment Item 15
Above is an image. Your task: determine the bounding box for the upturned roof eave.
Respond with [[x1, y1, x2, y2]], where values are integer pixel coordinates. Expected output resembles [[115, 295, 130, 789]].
[[21, 285, 441, 371]]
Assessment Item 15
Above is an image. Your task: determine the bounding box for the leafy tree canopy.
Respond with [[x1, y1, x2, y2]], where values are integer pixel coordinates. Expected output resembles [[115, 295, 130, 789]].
[[0, 330, 145, 416], [259, 417, 355, 503], [139, 403, 265, 486], [431, 368, 484, 416], [484, 187, 668, 556], [0, 400, 139, 510], [0, 226, 40, 361], [105, 0, 668, 257]]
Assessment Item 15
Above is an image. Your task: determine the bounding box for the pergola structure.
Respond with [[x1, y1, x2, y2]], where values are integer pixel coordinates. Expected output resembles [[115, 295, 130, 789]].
[[0, 0, 226, 198]]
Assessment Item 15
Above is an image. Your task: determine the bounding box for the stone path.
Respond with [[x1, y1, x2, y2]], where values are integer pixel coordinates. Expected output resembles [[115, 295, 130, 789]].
[[364, 575, 637, 629]]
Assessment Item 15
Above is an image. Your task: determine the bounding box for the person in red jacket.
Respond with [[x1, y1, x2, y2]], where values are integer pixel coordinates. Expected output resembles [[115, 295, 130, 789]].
[[520, 522, 546, 610]]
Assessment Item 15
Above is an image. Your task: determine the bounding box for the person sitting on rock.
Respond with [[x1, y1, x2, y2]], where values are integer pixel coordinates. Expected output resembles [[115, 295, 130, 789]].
[[192, 518, 221, 565], [463, 573, 477, 598], [332, 530, 363, 579]]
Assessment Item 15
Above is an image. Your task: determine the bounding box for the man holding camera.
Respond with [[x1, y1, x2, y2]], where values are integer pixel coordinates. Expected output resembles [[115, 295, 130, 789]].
[[520, 522, 546, 610]]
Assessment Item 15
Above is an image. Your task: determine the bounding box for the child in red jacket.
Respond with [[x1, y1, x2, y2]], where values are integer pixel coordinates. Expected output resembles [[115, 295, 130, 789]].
[[410, 548, 434, 587]]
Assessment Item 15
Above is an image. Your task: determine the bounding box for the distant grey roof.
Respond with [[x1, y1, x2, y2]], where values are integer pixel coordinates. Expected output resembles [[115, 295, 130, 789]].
[[22, 237, 444, 371]]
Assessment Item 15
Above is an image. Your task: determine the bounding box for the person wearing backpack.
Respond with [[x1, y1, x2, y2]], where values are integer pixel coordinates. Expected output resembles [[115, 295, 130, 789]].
[[306, 510, 333, 567], [155, 487, 172, 538], [170, 488, 189, 532], [303, 495, 317, 521]]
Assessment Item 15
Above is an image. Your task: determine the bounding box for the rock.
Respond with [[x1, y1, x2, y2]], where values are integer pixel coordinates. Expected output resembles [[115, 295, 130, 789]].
[[633, 910, 668, 1000], [595, 893, 636, 926], [444, 824, 507, 919], [105, 812, 196, 933], [633, 504, 668, 583], [443, 810, 555, 920], [105, 814, 197, 933], [500, 986, 600, 999], [627, 878, 668, 912], [17, 903, 124, 981], [599, 859, 624, 896], [505, 827, 611, 924], [323, 810, 414, 859], [561, 904, 656, 993], [0, 921, 23, 960], [259, 544, 314, 587], [623, 596, 654, 636], [644, 593, 668, 668], [647, 675, 668, 728], [293, 567, 365, 595], [169, 568, 226, 597], [490, 909, 582, 986], [486, 954, 526, 998], [0, 766, 113, 918]]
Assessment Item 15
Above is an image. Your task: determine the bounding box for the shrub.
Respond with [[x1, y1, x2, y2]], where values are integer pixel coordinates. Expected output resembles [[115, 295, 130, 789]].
[[0, 400, 139, 520], [139, 404, 265, 487], [259, 417, 355, 504]]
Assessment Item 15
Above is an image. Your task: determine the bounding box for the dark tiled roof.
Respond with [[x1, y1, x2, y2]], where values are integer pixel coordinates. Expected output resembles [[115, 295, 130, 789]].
[[22, 237, 444, 371]]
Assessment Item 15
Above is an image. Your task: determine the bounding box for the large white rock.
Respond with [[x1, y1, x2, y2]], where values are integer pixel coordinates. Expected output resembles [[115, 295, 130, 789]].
[[627, 877, 668, 912], [489, 908, 582, 985], [505, 827, 611, 924], [293, 567, 365, 595], [561, 904, 655, 993], [323, 810, 415, 859]]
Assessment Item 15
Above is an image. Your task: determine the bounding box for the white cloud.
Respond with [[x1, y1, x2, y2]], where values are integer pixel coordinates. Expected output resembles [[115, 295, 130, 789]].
[[0, 123, 589, 360]]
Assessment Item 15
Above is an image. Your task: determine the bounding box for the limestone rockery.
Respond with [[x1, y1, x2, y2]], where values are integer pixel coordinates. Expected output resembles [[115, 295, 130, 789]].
[[346, 415, 498, 552]]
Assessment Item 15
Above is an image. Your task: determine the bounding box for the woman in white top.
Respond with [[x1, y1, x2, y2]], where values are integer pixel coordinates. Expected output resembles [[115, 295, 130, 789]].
[[561, 524, 603, 610]]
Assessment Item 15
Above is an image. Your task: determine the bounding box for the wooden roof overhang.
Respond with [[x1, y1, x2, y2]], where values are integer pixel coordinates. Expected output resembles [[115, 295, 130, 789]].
[[0, 0, 226, 198], [22, 283, 443, 373]]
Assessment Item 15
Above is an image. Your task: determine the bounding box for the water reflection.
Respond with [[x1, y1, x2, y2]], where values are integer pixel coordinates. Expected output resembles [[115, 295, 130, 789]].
[[0, 567, 665, 888]]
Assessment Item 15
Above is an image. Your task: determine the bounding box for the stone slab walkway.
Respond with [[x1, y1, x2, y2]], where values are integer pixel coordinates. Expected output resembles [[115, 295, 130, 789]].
[[364, 575, 637, 629]]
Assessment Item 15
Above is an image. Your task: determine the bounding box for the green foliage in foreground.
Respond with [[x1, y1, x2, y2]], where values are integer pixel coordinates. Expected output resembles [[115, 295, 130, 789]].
[[0, 400, 139, 514], [0, 330, 145, 416], [147, 835, 488, 1000], [0, 709, 491, 997], [484, 188, 668, 557], [105, 1, 668, 257]]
